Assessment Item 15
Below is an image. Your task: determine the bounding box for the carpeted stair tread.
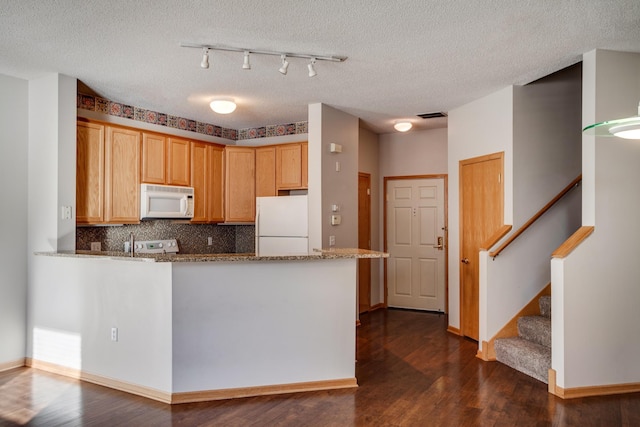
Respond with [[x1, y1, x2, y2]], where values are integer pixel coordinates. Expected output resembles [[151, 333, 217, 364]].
[[539, 295, 551, 318], [517, 315, 551, 348], [494, 337, 551, 384]]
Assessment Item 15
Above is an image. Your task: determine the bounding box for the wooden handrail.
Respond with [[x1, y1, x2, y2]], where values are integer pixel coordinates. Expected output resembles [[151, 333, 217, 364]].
[[552, 226, 594, 258], [480, 225, 512, 251], [489, 175, 582, 258]]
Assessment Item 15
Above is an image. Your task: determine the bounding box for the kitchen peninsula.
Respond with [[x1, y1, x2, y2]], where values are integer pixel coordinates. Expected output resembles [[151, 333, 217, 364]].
[[31, 249, 387, 404]]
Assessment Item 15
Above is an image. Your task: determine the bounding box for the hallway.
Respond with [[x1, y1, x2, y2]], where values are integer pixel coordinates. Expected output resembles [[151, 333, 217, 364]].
[[1, 309, 639, 426]]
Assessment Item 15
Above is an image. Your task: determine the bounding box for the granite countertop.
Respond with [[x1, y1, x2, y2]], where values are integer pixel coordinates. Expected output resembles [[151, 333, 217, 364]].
[[35, 248, 388, 263]]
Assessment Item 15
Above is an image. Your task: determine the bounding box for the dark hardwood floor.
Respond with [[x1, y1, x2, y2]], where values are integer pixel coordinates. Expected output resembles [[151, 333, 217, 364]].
[[2, 309, 640, 426]]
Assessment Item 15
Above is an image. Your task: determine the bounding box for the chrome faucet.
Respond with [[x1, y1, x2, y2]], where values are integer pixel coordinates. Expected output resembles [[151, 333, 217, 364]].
[[130, 232, 135, 257]]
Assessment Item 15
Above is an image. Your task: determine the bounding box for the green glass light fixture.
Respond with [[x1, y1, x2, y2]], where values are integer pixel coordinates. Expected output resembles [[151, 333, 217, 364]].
[[583, 102, 640, 140]]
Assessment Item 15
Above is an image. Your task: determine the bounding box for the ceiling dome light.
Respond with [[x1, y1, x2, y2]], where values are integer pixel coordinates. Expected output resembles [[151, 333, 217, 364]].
[[583, 101, 640, 140], [308, 58, 317, 77], [278, 54, 289, 75], [394, 121, 412, 132], [242, 51, 251, 70], [609, 122, 640, 139], [210, 99, 237, 114], [200, 48, 210, 69]]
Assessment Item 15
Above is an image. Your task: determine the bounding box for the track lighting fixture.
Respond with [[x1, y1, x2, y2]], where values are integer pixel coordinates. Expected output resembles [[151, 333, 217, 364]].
[[583, 101, 640, 140], [200, 48, 210, 69], [181, 42, 347, 77], [242, 51, 251, 70], [308, 58, 317, 77], [278, 55, 289, 75]]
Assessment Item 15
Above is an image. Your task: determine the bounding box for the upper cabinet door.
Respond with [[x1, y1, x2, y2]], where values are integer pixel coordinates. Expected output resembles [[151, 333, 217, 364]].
[[141, 132, 167, 184], [301, 142, 308, 189], [104, 126, 140, 224], [225, 146, 255, 222], [76, 121, 105, 224], [190, 141, 208, 223], [207, 144, 224, 222], [276, 142, 304, 190], [167, 137, 191, 186], [256, 146, 276, 197]]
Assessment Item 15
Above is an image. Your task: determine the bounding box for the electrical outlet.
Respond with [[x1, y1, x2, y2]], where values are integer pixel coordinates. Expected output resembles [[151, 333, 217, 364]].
[[91, 242, 101, 252], [329, 235, 336, 246], [111, 327, 118, 342], [208, 236, 213, 246], [61, 206, 72, 220]]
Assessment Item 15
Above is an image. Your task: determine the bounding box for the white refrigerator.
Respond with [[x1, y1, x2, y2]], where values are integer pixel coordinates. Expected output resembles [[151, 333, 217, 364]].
[[255, 195, 309, 256]]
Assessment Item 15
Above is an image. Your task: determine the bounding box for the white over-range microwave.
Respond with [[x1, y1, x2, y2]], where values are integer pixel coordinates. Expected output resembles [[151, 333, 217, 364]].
[[140, 184, 194, 219]]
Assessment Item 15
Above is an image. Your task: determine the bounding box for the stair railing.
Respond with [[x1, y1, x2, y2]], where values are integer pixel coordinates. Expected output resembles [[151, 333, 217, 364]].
[[489, 175, 582, 259]]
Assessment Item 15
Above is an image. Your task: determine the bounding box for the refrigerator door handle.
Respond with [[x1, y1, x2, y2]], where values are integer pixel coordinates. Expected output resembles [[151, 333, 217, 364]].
[[255, 207, 260, 255]]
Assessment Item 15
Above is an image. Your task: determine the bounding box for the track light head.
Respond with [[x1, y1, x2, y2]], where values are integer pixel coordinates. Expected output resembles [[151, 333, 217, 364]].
[[308, 58, 317, 77], [278, 54, 289, 75], [200, 48, 210, 69], [242, 51, 251, 70]]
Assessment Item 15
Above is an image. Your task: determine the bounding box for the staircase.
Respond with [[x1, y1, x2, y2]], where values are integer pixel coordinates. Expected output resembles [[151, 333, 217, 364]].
[[494, 295, 551, 383]]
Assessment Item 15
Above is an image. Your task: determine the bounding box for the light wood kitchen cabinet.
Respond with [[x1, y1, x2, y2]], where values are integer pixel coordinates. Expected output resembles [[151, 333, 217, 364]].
[[255, 146, 276, 197], [224, 146, 255, 222], [207, 144, 224, 222], [141, 132, 166, 184], [76, 121, 105, 223], [191, 141, 224, 223], [104, 126, 141, 223], [141, 134, 191, 186], [276, 142, 308, 190], [167, 137, 191, 186], [77, 121, 140, 224], [301, 142, 308, 188]]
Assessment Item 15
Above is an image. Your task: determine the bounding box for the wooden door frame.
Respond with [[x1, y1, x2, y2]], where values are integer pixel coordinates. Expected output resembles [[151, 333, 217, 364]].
[[458, 152, 504, 339], [383, 174, 448, 311], [358, 172, 372, 313]]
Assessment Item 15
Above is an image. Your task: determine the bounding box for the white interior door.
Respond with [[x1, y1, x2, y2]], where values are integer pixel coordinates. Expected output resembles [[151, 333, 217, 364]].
[[387, 178, 445, 311]]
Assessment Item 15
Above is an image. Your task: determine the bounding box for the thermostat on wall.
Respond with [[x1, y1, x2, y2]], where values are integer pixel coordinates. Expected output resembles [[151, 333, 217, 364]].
[[330, 143, 342, 153]]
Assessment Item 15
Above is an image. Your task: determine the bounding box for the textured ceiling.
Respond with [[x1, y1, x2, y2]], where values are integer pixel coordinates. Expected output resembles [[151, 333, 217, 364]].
[[1, 1, 639, 134]]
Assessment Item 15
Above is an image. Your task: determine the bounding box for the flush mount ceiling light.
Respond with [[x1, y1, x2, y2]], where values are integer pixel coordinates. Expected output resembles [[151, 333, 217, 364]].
[[181, 42, 346, 77], [210, 99, 237, 114], [394, 121, 413, 132], [583, 101, 640, 140], [278, 54, 289, 75], [200, 48, 210, 69], [242, 51, 251, 70]]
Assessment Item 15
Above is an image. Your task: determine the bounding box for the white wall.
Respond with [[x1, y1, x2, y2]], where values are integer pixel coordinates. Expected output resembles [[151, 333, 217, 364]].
[[0, 73, 29, 367], [27, 74, 77, 254], [552, 49, 640, 390], [479, 65, 583, 343], [377, 128, 448, 306], [358, 126, 382, 304], [29, 256, 173, 392], [447, 88, 514, 330], [26, 74, 78, 368], [172, 259, 356, 391]]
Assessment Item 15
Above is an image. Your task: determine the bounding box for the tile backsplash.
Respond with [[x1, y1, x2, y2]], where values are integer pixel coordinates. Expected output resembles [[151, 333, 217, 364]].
[[77, 221, 255, 254]]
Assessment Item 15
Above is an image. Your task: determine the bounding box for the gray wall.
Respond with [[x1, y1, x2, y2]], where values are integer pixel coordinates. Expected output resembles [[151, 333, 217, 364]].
[[358, 126, 382, 305]]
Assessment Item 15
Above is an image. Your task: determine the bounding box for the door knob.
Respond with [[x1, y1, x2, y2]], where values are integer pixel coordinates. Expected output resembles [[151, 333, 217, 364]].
[[433, 236, 444, 250], [461, 258, 469, 264]]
